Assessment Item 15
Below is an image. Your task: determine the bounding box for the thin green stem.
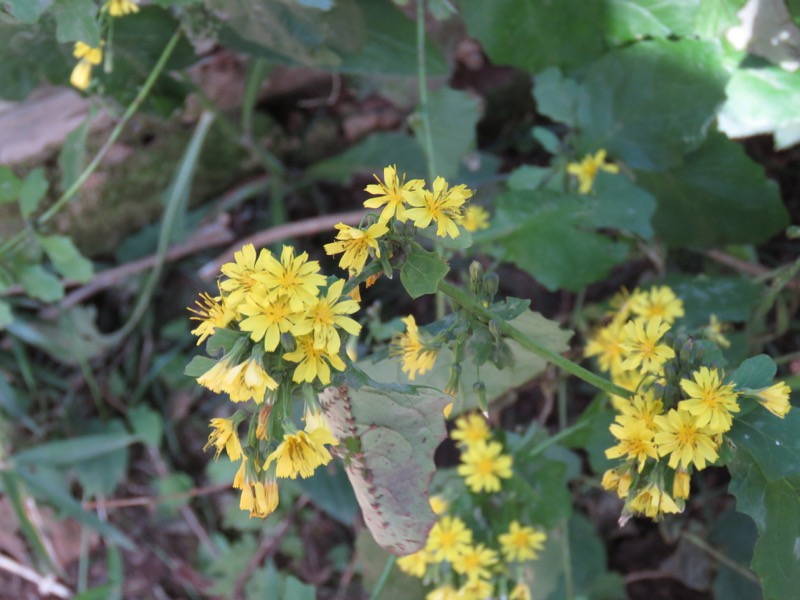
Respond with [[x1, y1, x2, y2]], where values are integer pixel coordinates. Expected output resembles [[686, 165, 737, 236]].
[[682, 531, 759, 583], [369, 555, 396, 600], [437, 280, 632, 398], [416, 0, 436, 182], [517, 419, 589, 457]]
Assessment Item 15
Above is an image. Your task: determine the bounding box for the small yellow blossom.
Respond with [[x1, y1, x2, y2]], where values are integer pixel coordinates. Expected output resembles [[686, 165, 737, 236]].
[[452, 542, 498, 581], [620, 317, 675, 374], [196, 356, 237, 394], [605, 418, 659, 472], [673, 469, 691, 500], [291, 279, 362, 353], [238, 294, 296, 352], [654, 409, 719, 470], [457, 440, 513, 493], [426, 586, 459, 600], [567, 149, 619, 194], [679, 367, 740, 433], [264, 427, 339, 479], [601, 467, 632, 499], [457, 577, 494, 599], [631, 286, 685, 324], [257, 245, 327, 312], [397, 548, 431, 578], [188, 290, 235, 345], [510, 582, 532, 600], [364, 165, 424, 222], [283, 334, 347, 385], [224, 356, 278, 403], [233, 461, 280, 518], [499, 520, 546, 562], [203, 418, 243, 461], [103, 0, 140, 17], [456, 205, 490, 232], [219, 244, 272, 311], [615, 390, 664, 432], [405, 176, 473, 239], [425, 516, 472, 563], [389, 315, 439, 380], [450, 413, 490, 447], [585, 322, 627, 375], [324, 221, 389, 275], [753, 382, 792, 418], [704, 314, 731, 348], [628, 483, 681, 519], [608, 287, 644, 322], [429, 495, 449, 516], [70, 42, 103, 91]]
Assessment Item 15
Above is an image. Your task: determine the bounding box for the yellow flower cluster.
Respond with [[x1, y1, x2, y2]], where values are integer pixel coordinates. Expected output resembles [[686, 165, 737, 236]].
[[586, 285, 792, 520], [397, 415, 539, 597], [190, 243, 358, 518], [389, 315, 440, 380]]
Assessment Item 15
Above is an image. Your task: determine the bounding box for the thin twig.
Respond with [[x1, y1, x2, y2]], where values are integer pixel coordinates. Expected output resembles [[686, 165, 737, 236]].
[[82, 483, 230, 511], [199, 209, 370, 280], [703, 249, 800, 289], [0, 554, 71, 599]]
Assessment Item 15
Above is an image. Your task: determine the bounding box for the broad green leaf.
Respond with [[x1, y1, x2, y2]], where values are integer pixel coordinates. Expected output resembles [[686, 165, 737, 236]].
[[51, 0, 100, 46], [532, 126, 561, 154], [728, 447, 768, 531], [606, 0, 699, 43], [5, 0, 54, 22], [590, 171, 657, 239], [730, 355, 778, 390], [507, 165, 553, 191], [400, 243, 449, 299], [577, 39, 728, 170], [507, 455, 573, 528], [0, 301, 12, 329], [488, 189, 628, 291], [419, 87, 482, 181], [58, 117, 90, 196], [0, 167, 22, 203], [38, 234, 93, 282], [728, 409, 800, 481], [693, 0, 747, 38], [719, 66, 800, 150], [296, 462, 359, 525], [0, 21, 70, 100], [460, 0, 606, 72], [533, 68, 583, 128], [76, 421, 130, 497], [19, 264, 63, 302], [12, 433, 138, 466], [127, 405, 163, 448], [640, 132, 789, 246], [183, 355, 217, 377], [666, 275, 761, 328], [709, 511, 762, 600], [19, 167, 49, 219], [305, 132, 426, 184], [319, 384, 448, 553]]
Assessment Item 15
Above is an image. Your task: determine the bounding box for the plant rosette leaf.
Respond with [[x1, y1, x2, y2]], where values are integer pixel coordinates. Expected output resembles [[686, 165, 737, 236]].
[[399, 243, 449, 299], [319, 384, 449, 554]]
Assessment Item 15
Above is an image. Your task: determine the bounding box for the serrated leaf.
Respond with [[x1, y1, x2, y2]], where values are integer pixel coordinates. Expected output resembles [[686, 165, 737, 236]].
[[51, 0, 100, 46], [399, 244, 449, 299], [19, 167, 49, 219], [640, 132, 789, 247], [319, 384, 448, 554], [38, 234, 93, 282], [12, 433, 138, 466], [5, 0, 54, 22], [606, 0, 701, 44], [184, 355, 217, 378], [577, 39, 729, 170], [728, 410, 800, 481], [19, 264, 63, 302], [731, 355, 778, 390], [0, 167, 22, 203]]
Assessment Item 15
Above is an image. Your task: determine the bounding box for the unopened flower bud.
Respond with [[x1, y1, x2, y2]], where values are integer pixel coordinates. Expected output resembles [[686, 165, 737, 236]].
[[482, 273, 499, 305], [469, 261, 484, 296], [473, 380, 487, 411]]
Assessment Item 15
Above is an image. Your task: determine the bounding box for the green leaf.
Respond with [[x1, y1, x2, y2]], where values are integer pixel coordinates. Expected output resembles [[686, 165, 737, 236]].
[[155, 473, 193, 517], [693, 0, 747, 38], [400, 243, 449, 299], [18, 167, 49, 219], [184, 355, 217, 378], [666, 275, 762, 328], [5, 0, 54, 23], [719, 65, 800, 150], [640, 132, 789, 246], [19, 264, 63, 302], [319, 384, 449, 554], [506, 165, 553, 191], [0, 301, 12, 330], [0, 21, 71, 100], [127, 405, 163, 448], [38, 234, 94, 282], [728, 447, 768, 531], [58, 118, 90, 196], [13, 433, 138, 466], [0, 167, 22, 203], [709, 511, 762, 600], [489, 189, 628, 291], [730, 355, 778, 391], [460, 0, 606, 72], [606, 0, 703, 43], [577, 39, 729, 170], [75, 421, 130, 497], [51, 0, 100, 46], [296, 463, 359, 525], [206, 328, 245, 355], [533, 68, 582, 128], [728, 410, 800, 482], [532, 126, 561, 154], [590, 171, 657, 239], [419, 87, 482, 181], [305, 132, 426, 184]]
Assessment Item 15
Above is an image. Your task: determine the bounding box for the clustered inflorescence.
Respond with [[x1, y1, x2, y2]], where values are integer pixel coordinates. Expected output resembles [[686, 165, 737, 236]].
[[585, 286, 792, 520], [397, 413, 544, 600]]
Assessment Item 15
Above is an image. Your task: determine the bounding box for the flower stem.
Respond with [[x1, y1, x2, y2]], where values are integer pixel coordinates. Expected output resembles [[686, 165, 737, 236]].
[[368, 555, 396, 600], [437, 280, 632, 398]]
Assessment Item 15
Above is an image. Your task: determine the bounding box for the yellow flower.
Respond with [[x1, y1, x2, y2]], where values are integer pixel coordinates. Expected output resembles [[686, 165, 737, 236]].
[[456, 205, 490, 232], [510, 582, 532, 600], [679, 367, 740, 433], [498, 520, 546, 562], [103, 0, 140, 16], [752, 382, 792, 418], [457, 577, 494, 599], [457, 440, 513, 493], [219, 244, 273, 312], [601, 467, 632, 499], [615, 390, 664, 432], [628, 483, 681, 519], [238, 294, 296, 352], [291, 279, 362, 354], [631, 286, 685, 324], [426, 586, 458, 600], [283, 334, 346, 385], [224, 357, 278, 403], [389, 315, 439, 380], [605, 418, 658, 472], [363, 165, 424, 222], [257, 245, 327, 312], [585, 321, 626, 375], [188, 290, 235, 345], [429, 495, 449, 516], [396, 548, 431, 578], [203, 418, 243, 461], [70, 42, 103, 91], [704, 314, 731, 348], [196, 356, 237, 394], [566, 149, 619, 194], [233, 461, 280, 518], [425, 516, 472, 563], [450, 413, 490, 447], [673, 469, 690, 500], [404, 176, 473, 239], [264, 427, 339, 479], [620, 317, 675, 374], [654, 409, 719, 471], [324, 222, 389, 275], [608, 287, 644, 322], [452, 542, 498, 581]]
